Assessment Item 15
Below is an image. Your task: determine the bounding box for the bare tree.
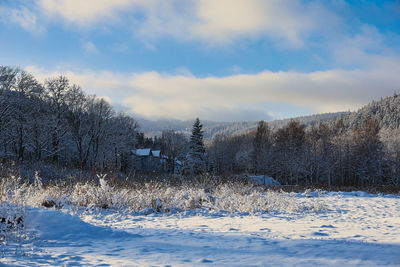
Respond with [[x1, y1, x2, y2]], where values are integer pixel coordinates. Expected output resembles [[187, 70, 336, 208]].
[[161, 130, 188, 174], [45, 76, 71, 163]]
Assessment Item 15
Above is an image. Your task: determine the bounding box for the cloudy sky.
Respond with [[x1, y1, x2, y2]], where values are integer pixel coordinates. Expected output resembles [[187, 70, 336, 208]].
[[1, 0, 400, 121]]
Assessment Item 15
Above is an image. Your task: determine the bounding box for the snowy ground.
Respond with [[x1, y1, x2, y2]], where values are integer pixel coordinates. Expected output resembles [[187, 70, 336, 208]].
[[1, 192, 400, 266]]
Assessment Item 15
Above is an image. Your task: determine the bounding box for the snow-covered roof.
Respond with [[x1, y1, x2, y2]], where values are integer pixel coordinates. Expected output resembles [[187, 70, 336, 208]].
[[152, 150, 161, 158], [248, 175, 280, 186], [135, 148, 151, 156]]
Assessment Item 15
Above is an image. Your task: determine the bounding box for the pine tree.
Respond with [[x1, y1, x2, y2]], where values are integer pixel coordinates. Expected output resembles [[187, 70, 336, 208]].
[[188, 118, 206, 174], [252, 120, 271, 174]]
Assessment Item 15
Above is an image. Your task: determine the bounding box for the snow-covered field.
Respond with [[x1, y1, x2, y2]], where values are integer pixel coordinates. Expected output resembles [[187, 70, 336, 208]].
[[1, 191, 400, 266]]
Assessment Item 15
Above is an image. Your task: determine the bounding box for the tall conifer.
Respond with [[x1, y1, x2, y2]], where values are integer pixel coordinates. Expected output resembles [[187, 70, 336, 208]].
[[188, 118, 206, 174]]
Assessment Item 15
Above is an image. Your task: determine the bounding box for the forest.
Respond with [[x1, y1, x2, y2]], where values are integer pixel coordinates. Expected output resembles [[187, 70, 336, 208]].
[[1, 65, 400, 186], [0, 66, 138, 171]]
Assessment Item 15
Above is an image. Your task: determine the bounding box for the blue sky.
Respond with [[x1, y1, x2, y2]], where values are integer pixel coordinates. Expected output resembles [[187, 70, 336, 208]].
[[1, 0, 400, 121]]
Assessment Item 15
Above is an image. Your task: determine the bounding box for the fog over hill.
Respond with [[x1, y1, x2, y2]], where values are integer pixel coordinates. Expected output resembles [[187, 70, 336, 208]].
[[137, 112, 348, 139]]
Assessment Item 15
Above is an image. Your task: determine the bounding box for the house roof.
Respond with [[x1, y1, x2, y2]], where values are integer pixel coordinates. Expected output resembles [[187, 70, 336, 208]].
[[152, 150, 161, 157], [248, 175, 280, 186], [135, 148, 151, 156]]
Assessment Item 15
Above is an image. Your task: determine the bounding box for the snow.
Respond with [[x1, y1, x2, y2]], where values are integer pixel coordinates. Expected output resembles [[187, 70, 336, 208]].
[[134, 148, 151, 156], [2, 192, 400, 266], [151, 150, 161, 158]]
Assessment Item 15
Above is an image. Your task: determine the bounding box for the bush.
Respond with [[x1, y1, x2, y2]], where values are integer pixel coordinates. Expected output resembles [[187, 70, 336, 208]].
[[0, 203, 26, 257], [0, 172, 326, 214]]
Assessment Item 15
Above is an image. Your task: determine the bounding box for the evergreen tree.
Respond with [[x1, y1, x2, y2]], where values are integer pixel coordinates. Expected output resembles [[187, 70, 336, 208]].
[[188, 118, 206, 174], [252, 120, 271, 174]]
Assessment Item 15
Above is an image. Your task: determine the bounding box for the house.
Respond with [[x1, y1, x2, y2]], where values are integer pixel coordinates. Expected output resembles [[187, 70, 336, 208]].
[[132, 148, 165, 172], [247, 175, 280, 186], [132, 148, 185, 173], [174, 159, 184, 173]]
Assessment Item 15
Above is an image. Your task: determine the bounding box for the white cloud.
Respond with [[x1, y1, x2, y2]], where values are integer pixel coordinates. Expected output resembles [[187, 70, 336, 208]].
[[1, 5, 45, 35], [25, 61, 400, 121], [37, 0, 140, 26], [25, 66, 136, 101], [332, 25, 387, 66], [2, 0, 392, 55], [32, 0, 340, 47], [189, 0, 339, 47], [137, 0, 341, 48]]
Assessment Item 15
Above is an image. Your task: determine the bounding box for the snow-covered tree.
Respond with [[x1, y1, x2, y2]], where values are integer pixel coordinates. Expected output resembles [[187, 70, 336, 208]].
[[252, 120, 272, 174], [44, 76, 71, 163], [188, 118, 206, 174], [0, 66, 142, 171], [272, 120, 306, 185], [306, 122, 334, 185], [161, 130, 189, 173]]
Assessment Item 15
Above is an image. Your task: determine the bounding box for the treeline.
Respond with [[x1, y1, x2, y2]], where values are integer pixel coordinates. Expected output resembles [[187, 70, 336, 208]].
[[208, 118, 400, 186], [0, 66, 138, 170], [2, 65, 400, 187]]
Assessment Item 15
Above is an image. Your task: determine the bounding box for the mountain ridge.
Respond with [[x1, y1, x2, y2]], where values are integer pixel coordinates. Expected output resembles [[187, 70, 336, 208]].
[[137, 94, 400, 139], [137, 112, 348, 139]]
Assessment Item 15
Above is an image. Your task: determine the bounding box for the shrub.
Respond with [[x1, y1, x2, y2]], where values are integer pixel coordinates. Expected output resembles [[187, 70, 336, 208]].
[[0, 173, 326, 214]]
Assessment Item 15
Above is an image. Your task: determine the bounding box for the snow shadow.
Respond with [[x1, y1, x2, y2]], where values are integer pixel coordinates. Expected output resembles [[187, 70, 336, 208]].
[[2, 209, 400, 266]]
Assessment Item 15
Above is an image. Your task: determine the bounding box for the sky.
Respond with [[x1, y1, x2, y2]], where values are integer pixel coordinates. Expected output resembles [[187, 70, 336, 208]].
[[1, 0, 400, 122]]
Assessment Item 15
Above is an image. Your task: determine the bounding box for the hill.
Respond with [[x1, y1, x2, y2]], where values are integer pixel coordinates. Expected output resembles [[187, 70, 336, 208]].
[[136, 94, 400, 139], [344, 93, 400, 129], [137, 112, 346, 139]]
